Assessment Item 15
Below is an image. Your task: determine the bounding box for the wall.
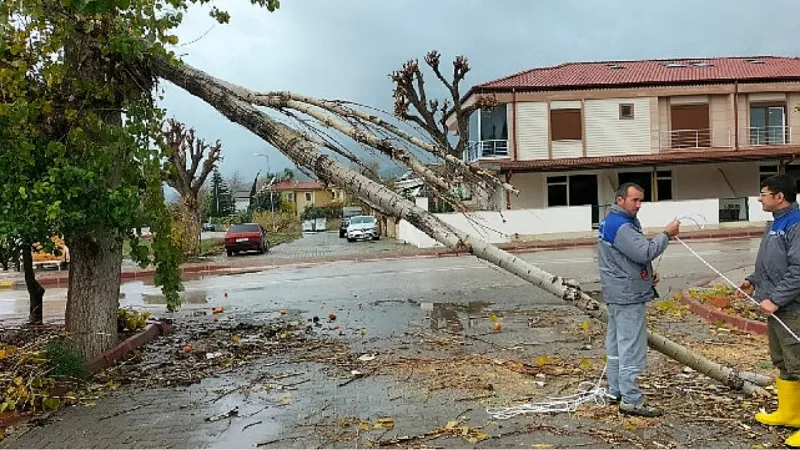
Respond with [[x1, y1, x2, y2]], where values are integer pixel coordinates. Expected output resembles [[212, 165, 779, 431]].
[[396, 206, 593, 248], [584, 97, 652, 156], [516, 102, 549, 160], [671, 162, 760, 199], [551, 140, 582, 158], [790, 93, 800, 145], [748, 197, 772, 222], [508, 172, 546, 209], [636, 199, 720, 229], [710, 94, 733, 147]]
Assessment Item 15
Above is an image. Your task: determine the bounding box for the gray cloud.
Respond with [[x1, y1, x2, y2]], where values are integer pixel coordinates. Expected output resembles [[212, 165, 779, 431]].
[[160, 0, 800, 181]]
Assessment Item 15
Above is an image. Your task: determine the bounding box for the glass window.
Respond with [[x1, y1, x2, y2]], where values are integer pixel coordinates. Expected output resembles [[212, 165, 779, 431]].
[[229, 224, 261, 233], [305, 192, 312, 201], [479, 105, 508, 141]]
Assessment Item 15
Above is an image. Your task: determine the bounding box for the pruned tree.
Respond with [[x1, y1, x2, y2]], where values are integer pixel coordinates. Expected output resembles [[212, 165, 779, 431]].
[[162, 119, 222, 256], [155, 55, 773, 396]]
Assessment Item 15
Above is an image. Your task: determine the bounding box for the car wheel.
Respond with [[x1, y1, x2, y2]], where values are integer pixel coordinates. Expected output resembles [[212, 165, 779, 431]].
[[347, 237, 354, 242], [372, 236, 380, 241], [339, 231, 345, 238], [226, 250, 233, 257]]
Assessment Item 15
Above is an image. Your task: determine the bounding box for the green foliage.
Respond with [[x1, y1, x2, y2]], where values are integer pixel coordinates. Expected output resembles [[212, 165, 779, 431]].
[[45, 339, 89, 381], [301, 204, 342, 220], [0, 0, 281, 319], [206, 169, 235, 218]]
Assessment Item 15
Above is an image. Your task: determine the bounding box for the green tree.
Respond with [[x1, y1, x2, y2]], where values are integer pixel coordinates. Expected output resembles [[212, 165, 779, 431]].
[[0, 0, 279, 360], [206, 170, 235, 217]]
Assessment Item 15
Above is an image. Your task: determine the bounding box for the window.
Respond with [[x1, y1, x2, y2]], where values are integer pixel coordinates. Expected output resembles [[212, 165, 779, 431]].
[[656, 170, 673, 201], [305, 192, 312, 202], [547, 176, 568, 207], [617, 172, 652, 202], [550, 109, 582, 140], [229, 224, 261, 233], [286, 193, 293, 201], [468, 105, 508, 141], [750, 105, 787, 145], [759, 165, 778, 183], [619, 104, 634, 120]]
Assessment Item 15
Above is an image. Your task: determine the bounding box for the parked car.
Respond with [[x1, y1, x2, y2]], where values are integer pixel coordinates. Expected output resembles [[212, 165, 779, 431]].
[[346, 215, 379, 242], [202, 223, 215, 232], [224, 223, 269, 256], [340, 206, 363, 238]]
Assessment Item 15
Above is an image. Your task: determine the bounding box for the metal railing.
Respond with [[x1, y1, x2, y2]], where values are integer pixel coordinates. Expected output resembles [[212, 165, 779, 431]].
[[465, 140, 510, 162], [748, 126, 792, 146], [659, 128, 731, 150]]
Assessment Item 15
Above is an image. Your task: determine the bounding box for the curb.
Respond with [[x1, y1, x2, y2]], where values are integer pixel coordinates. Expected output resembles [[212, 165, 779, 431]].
[[5, 228, 765, 289], [86, 321, 175, 374], [679, 291, 767, 335], [0, 320, 174, 433]]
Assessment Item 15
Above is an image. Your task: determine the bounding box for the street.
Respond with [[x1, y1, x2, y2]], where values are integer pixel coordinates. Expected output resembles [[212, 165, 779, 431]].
[[2, 235, 789, 449]]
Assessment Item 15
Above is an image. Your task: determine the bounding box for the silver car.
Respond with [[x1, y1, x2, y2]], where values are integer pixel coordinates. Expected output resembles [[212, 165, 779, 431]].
[[346, 215, 380, 242]]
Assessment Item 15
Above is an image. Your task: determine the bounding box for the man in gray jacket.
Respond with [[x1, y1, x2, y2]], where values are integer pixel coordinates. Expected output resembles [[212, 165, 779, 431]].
[[598, 182, 680, 417], [737, 174, 800, 448]]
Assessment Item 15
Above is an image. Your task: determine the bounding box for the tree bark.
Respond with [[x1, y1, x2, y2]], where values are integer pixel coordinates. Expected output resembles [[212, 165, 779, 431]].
[[65, 234, 121, 361], [21, 244, 44, 325], [181, 195, 201, 257], [155, 57, 771, 395]]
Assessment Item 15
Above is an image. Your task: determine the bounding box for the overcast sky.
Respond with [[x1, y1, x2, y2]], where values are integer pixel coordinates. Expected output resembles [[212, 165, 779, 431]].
[[160, 0, 800, 183]]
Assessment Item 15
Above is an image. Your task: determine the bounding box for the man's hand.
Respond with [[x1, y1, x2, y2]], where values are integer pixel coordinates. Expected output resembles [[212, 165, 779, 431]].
[[652, 272, 660, 285], [737, 279, 755, 298], [664, 220, 680, 238], [760, 299, 779, 316]]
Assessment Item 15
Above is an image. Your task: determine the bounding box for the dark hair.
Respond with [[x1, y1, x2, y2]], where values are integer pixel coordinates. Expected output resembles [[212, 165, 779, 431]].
[[615, 182, 644, 200], [761, 174, 797, 203]]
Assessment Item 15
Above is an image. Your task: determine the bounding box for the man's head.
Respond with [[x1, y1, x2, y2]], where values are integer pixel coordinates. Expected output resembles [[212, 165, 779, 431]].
[[759, 174, 797, 212], [615, 182, 645, 216]]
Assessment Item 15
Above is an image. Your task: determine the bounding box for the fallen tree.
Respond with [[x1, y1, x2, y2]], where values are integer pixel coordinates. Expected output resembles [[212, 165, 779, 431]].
[[155, 57, 772, 395]]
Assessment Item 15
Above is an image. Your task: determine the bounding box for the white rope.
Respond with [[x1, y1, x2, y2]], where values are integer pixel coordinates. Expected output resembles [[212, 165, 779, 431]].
[[486, 363, 614, 419]]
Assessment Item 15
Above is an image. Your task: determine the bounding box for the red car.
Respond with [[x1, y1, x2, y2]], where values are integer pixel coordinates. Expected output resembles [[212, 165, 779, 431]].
[[224, 223, 269, 256]]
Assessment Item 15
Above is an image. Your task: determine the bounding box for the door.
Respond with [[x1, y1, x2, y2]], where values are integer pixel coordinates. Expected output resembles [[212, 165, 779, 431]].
[[568, 175, 599, 225], [750, 105, 787, 145], [617, 172, 653, 202], [670, 104, 710, 148]]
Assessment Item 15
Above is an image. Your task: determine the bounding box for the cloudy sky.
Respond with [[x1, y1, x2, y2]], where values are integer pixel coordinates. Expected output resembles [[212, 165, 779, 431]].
[[160, 0, 800, 182]]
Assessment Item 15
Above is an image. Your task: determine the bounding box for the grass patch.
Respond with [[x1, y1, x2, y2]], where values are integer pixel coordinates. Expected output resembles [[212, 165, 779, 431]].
[[199, 238, 225, 256], [269, 231, 302, 247]]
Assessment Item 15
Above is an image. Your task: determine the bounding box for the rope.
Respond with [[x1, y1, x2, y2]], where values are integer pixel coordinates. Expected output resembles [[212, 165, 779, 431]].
[[486, 363, 613, 419]]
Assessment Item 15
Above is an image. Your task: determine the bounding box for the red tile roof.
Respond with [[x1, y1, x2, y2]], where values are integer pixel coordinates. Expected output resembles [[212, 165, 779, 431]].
[[477, 56, 800, 91], [272, 181, 325, 191], [481, 146, 800, 172]]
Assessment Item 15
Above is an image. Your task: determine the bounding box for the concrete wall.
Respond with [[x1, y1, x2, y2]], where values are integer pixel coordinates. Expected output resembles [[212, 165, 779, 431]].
[[585, 97, 652, 157]]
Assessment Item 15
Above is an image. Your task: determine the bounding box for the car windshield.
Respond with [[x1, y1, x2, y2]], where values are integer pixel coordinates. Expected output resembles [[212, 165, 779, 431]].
[[349, 216, 375, 225], [229, 224, 261, 233]]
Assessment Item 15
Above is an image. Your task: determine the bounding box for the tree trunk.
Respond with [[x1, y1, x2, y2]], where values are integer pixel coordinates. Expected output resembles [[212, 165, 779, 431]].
[[155, 58, 771, 395], [64, 234, 121, 361], [181, 196, 201, 257], [21, 244, 44, 325]]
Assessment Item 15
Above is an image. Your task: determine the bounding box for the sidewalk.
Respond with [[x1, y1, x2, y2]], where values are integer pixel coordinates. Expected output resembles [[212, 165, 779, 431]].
[[0, 225, 765, 289]]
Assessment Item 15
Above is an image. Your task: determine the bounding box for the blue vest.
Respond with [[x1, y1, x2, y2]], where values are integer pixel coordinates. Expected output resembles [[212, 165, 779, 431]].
[[598, 212, 636, 245], [770, 208, 800, 236]]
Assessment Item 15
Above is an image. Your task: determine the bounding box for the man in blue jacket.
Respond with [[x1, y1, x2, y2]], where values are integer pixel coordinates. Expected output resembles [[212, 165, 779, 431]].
[[737, 174, 800, 448], [598, 182, 680, 417]]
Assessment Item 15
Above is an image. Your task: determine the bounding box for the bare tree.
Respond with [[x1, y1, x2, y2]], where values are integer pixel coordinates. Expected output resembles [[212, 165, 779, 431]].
[[162, 119, 222, 256], [156, 56, 773, 396]]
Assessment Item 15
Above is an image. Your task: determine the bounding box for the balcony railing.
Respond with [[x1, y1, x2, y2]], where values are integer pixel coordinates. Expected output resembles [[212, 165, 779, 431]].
[[749, 126, 792, 146], [659, 128, 731, 150], [465, 140, 509, 162]]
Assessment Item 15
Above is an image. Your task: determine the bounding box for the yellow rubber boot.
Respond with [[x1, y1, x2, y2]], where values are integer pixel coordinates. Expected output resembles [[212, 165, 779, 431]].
[[755, 378, 800, 427], [787, 429, 800, 448]]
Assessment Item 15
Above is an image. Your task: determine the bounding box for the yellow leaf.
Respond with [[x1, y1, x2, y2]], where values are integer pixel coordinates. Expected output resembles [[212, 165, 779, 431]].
[[535, 356, 550, 366], [467, 437, 478, 445], [580, 320, 590, 331], [360, 422, 370, 431], [532, 444, 552, 449], [376, 418, 394, 429], [579, 358, 592, 370], [459, 426, 469, 436], [474, 432, 488, 440], [488, 313, 498, 323], [445, 420, 459, 429], [231, 335, 241, 344], [12, 377, 23, 386], [366, 442, 373, 448], [0, 349, 6, 359]]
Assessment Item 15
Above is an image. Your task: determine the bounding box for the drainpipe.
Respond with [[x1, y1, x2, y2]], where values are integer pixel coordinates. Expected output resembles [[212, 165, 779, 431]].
[[734, 80, 740, 150], [511, 88, 518, 161], [505, 171, 513, 210]]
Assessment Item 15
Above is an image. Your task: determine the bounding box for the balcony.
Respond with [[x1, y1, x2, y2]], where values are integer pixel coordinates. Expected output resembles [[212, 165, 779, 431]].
[[659, 128, 730, 150], [465, 140, 509, 162], [749, 126, 792, 146]]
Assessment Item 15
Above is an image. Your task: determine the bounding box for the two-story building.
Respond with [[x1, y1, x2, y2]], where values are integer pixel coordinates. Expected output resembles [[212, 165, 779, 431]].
[[274, 180, 347, 217], [450, 56, 800, 229]]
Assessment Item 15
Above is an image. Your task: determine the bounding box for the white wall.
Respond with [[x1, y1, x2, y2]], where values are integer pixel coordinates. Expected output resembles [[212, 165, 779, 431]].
[[397, 206, 592, 248], [636, 199, 720, 229], [516, 102, 549, 160], [551, 140, 582, 158], [584, 97, 652, 157], [748, 197, 772, 222]]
